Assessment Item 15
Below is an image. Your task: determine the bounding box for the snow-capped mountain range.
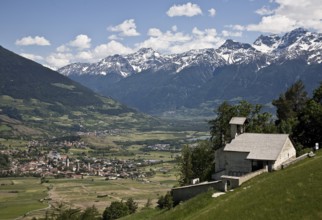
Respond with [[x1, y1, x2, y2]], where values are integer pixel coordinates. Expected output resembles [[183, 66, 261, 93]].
[[59, 28, 322, 77], [58, 28, 322, 115]]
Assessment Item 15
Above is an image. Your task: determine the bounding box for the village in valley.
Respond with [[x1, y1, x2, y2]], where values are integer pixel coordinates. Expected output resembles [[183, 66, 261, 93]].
[[0, 135, 178, 181]]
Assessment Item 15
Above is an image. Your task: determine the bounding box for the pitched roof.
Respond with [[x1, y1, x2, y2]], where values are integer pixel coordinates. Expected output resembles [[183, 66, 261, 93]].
[[229, 117, 247, 125], [223, 133, 290, 161]]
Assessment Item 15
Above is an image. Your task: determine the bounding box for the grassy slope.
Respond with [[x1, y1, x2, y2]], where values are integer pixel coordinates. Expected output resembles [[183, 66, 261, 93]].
[[125, 150, 322, 220], [0, 178, 47, 220]]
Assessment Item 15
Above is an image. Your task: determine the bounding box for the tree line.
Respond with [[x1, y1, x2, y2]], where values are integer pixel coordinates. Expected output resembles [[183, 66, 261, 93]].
[[37, 197, 138, 220]]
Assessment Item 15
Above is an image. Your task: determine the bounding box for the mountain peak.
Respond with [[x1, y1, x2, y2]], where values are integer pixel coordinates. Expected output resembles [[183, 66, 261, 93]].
[[129, 47, 161, 59], [278, 27, 309, 50], [124, 48, 165, 73], [289, 27, 308, 35], [219, 39, 253, 50], [136, 47, 155, 54]]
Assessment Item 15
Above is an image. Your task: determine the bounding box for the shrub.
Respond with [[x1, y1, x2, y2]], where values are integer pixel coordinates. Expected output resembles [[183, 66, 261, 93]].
[[103, 201, 129, 220]]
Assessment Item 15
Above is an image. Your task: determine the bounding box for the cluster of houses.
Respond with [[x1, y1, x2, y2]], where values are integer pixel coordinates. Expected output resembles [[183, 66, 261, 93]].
[[0, 140, 164, 180], [146, 144, 171, 151], [76, 129, 128, 137]]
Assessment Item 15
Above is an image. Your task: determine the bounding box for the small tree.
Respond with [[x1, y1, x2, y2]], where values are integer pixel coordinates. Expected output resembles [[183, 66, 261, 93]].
[[80, 205, 101, 220], [157, 195, 165, 209], [190, 141, 215, 182], [125, 197, 138, 214], [164, 192, 173, 210], [103, 201, 129, 220], [178, 145, 193, 186], [157, 192, 173, 210]]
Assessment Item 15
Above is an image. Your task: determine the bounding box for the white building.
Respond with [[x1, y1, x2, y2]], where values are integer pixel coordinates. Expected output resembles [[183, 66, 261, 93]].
[[214, 117, 296, 179]]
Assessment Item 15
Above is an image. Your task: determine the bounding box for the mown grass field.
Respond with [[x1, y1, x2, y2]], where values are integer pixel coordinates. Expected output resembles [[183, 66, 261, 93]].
[[0, 178, 48, 220], [123, 150, 322, 220]]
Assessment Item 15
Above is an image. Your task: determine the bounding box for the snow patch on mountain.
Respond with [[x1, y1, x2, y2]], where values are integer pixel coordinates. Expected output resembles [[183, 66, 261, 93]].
[[253, 35, 281, 53]]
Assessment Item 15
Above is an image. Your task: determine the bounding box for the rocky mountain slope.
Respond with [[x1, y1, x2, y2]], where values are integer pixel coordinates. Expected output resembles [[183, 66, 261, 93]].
[[59, 28, 322, 115]]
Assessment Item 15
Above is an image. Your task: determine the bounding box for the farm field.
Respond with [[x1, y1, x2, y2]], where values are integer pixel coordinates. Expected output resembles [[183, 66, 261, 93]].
[[0, 174, 177, 220], [0, 178, 47, 220]]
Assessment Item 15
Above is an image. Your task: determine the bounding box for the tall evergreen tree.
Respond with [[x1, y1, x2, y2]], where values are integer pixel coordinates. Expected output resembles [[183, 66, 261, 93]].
[[293, 82, 322, 149], [272, 80, 308, 133]]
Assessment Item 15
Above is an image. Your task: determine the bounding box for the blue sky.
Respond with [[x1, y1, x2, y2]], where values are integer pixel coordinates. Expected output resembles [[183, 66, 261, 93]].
[[1, 0, 322, 69]]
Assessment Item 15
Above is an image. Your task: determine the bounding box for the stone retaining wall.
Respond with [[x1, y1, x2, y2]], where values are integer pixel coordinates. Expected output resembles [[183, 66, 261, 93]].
[[171, 180, 224, 203]]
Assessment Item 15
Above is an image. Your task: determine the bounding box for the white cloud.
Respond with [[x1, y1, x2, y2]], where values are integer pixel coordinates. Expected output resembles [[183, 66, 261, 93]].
[[247, 14, 297, 33], [20, 53, 44, 61], [255, 6, 275, 15], [42, 25, 227, 69], [69, 34, 91, 50], [92, 40, 134, 59], [170, 28, 224, 53], [172, 25, 178, 32], [15, 36, 50, 46], [148, 28, 163, 37], [247, 0, 322, 33], [226, 25, 245, 31], [167, 2, 202, 17], [192, 27, 204, 35], [46, 53, 73, 69], [232, 25, 245, 31], [76, 51, 93, 61], [108, 19, 140, 37], [221, 30, 243, 37], [45, 40, 134, 69], [208, 8, 216, 17], [137, 27, 224, 54], [137, 30, 191, 52], [56, 45, 70, 53], [108, 34, 123, 40], [225, 24, 246, 32]]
